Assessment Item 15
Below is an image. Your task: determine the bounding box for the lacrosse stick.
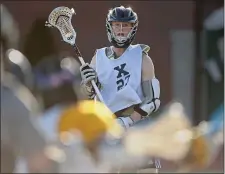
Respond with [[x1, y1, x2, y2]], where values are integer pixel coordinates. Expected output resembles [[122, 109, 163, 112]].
[[45, 6, 104, 103]]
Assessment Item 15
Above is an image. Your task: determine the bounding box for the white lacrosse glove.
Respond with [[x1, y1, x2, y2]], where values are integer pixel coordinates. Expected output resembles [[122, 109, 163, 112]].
[[116, 117, 134, 129], [79, 63, 101, 99]]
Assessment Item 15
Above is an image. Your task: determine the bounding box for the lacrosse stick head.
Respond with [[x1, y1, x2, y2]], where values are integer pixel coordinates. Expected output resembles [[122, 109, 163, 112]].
[[46, 7, 76, 45]]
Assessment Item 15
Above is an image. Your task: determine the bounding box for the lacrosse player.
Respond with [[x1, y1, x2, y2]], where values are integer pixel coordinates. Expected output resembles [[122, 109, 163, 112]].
[[80, 5, 160, 140], [80, 6, 161, 173]]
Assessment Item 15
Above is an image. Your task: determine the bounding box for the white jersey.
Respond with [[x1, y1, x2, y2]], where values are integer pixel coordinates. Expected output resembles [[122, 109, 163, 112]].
[[95, 44, 144, 113]]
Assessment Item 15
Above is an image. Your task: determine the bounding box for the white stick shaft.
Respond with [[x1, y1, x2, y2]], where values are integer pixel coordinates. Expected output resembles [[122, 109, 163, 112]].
[[78, 56, 105, 103], [91, 80, 105, 103], [78, 56, 85, 65]]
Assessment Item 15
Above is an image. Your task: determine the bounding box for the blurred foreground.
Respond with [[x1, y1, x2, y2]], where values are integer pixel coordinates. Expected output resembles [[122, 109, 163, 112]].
[[1, 3, 224, 173]]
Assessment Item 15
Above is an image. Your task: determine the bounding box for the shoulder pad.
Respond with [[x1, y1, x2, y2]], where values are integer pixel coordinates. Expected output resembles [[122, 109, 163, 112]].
[[105, 47, 114, 59], [140, 44, 150, 55]]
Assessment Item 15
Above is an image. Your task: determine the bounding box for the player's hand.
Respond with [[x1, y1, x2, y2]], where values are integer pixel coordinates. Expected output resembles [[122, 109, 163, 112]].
[[80, 63, 97, 87]]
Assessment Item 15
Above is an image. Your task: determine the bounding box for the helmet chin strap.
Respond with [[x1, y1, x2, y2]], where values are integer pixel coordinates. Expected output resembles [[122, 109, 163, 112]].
[[113, 35, 131, 48], [112, 41, 130, 49], [115, 36, 127, 43], [112, 32, 128, 47]]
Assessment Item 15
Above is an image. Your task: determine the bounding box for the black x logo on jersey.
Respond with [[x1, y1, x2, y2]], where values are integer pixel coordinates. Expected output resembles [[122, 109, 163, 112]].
[[114, 63, 129, 78]]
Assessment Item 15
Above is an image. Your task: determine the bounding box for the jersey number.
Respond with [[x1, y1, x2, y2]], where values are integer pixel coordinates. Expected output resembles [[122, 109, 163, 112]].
[[114, 63, 130, 91]]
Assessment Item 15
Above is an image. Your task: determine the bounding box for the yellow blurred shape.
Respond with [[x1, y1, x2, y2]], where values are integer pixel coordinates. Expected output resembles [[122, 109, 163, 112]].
[[192, 135, 209, 167], [58, 100, 123, 143], [184, 129, 210, 169]]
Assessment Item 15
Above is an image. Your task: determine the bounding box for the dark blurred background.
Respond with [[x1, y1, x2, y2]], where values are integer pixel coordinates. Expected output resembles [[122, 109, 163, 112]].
[[2, 1, 224, 172]]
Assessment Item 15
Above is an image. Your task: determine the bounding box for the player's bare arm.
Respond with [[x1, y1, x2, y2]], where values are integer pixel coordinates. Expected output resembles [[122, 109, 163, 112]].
[[90, 54, 96, 68], [130, 53, 156, 121], [134, 52, 160, 119], [142, 54, 155, 81]]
